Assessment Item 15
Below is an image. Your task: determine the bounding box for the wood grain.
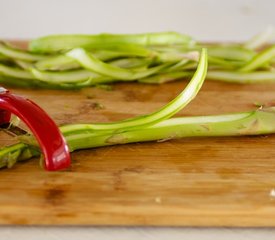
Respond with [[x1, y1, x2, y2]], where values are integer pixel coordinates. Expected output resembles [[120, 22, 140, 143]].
[[1, 43, 275, 226]]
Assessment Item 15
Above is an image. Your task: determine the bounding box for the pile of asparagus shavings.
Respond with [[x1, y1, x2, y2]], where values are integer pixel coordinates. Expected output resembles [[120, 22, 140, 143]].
[[0, 29, 275, 169], [0, 29, 274, 89]]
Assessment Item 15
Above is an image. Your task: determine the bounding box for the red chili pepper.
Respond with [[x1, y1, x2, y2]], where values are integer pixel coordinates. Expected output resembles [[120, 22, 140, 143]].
[[0, 87, 71, 171]]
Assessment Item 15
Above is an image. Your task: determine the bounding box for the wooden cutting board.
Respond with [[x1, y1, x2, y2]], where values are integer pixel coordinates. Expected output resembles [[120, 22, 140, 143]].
[[1, 44, 275, 226]]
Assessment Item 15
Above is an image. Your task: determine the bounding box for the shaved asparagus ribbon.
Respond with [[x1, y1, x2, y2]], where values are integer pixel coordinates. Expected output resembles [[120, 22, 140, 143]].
[[62, 48, 207, 131], [29, 32, 195, 53]]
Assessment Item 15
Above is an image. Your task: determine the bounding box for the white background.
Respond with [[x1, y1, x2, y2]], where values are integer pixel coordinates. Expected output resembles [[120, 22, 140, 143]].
[[0, 0, 274, 41], [0, 0, 275, 239]]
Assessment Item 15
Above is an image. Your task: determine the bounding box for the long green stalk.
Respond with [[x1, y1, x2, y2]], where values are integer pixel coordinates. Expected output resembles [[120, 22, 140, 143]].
[[2, 106, 275, 169], [65, 107, 275, 151]]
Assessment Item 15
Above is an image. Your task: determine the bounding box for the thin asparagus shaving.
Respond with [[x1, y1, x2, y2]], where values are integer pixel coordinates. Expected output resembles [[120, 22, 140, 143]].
[[14, 60, 33, 70], [35, 51, 143, 71], [208, 56, 244, 69], [244, 26, 275, 50], [29, 32, 195, 53], [30, 68, 104, 84], [239, 46, 275, 72], [207, 45, 255, 62], [0, 63, 33, 79], [60, 48, 207, 132], [0, 61, 114, 85], [66, 48, 172, 80], [35, 55, 80, 71], [109, 58, 151, 69], [0, 74, 97, 90], [207, 70, 275, 83], [0, 41, 46, 61], [138, 71, 193, 84]]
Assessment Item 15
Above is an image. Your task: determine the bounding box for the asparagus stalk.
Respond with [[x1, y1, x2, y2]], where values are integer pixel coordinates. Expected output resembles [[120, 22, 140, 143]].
[[2, 106, 275, 169], [65, 106, 275, 150]]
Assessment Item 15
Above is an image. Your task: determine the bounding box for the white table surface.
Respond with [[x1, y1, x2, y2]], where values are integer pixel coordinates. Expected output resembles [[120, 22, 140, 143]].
[[1, 0, 275, 238], [1, 227, 275, 240]]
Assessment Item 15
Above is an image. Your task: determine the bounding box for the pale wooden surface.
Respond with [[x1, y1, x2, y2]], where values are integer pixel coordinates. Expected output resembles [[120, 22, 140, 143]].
[[0, 78, 275, 226]]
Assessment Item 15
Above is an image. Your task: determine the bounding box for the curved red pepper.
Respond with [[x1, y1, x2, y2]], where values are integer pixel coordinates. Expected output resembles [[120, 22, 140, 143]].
[[0, 88, 71, 171]]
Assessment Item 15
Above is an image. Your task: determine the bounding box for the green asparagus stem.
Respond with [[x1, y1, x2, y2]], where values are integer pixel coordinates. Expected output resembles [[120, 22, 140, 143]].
[[0, 143, 39, 168], [2, 106, 275, 168], [65, 107, 275, 150]]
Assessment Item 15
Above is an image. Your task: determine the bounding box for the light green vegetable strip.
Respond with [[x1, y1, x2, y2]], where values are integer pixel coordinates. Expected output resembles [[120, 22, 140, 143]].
[[207, 45, 255, 62], [30, 60, 162, 84], [0, 71, 104, 89], [109, 58, 151, 69], [0, 63, 33, 79], [3, 106, 275, 168], [244, 26, 275, 50], [0, 61, 113, 85], [156, 51, 199, 62], [60, 48, 207, 132], [239, 46, 275, 72], [35, 44, 154, 71], [29, 32, 195, 53], [14, 60, 33, 70], [208, 56, 243, 69], [66, 48, 172, 80], [138, 71, 193, 84], [30, 68, 101, 84], [0, 41, 46, 61], [35, 55, 80, 71], [207, 70, 275, 83], [0, 143, 39, 169]]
